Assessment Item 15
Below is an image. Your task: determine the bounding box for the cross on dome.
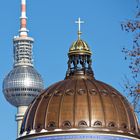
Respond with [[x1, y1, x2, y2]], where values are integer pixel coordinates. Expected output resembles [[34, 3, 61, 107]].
[[75, 17, 84, 32], [75, 17, 84, 39]]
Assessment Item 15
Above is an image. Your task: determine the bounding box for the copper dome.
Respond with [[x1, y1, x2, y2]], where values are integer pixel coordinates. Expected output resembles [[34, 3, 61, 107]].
[[18, 20, 140, 139], [19, 73, 140, 139]]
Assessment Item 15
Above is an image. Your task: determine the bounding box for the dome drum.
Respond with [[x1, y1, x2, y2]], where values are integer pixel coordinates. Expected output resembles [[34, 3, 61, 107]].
[[18, 131, 140, 140]]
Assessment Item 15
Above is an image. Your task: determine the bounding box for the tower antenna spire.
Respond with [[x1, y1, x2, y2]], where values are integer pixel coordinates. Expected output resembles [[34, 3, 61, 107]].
[[19, 0, 28, 37], [75, 17, 84, 39]]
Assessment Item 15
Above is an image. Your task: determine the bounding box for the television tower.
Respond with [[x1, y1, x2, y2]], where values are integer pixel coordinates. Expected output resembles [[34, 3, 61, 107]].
[[3, 0, 44, 138]]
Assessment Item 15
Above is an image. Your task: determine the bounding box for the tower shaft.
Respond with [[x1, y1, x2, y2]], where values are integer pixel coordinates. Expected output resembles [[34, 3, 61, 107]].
[[16, 106, 28, 138]]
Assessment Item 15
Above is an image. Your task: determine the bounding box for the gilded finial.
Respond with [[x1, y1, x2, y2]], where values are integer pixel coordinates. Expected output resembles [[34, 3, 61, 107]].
[[75, 17, 84, 39], [69, 18, 92, 56]]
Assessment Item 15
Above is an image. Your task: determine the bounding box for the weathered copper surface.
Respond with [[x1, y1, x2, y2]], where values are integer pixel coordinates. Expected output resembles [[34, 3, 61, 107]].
[[20, 72, 140, 138]]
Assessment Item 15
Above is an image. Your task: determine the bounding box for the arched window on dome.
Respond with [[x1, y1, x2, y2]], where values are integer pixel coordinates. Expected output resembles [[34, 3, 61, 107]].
[[48, 121, 56, 130], [108, 122, 116, 128], [36, 123, 43, 132], [94, 121, 102, 127], [78, 121, 88, 128], [62, 121, 72, 129], [121, 123, 128, 129]]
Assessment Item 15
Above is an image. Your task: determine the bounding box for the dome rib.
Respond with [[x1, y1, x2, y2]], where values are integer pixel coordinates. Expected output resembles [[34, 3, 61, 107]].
[[58, 80, 69, 128], [44, 83, 58, 129], [97, 81, 140, 133], [133, 111, 140, 133], [121, 95, 139, 133], [44, 83, 61, 129], [101, 83, 127, 122], [20, 104, 31, 134], [74, 80, 78, 128], [24, 96, 41, 132], [72, 79, 77, 127], [99, 82, 120, 129], [89, 79, 106, 127], [98, 81, 131, 131], [44, 83, 60, 129], [24, 104, 33, 131], [46, 81, 66, 129], [31, 84, 57, 132], [115, 90, 131, 131], [33, 94, 44, 131], [75, 78, 90, 127], [73, 79, 78, 127], [83, 79, 91, 127]]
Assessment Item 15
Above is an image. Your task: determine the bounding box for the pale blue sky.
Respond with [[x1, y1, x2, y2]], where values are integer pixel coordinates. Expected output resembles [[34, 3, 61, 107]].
[[0, 0, 137, 139]]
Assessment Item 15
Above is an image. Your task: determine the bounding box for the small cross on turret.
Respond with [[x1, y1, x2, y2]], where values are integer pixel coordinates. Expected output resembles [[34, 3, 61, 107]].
[[75, 17, 84, 39]]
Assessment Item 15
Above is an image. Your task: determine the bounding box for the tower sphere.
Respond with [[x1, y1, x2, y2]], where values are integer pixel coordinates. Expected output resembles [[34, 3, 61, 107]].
[[3, 66, 44, 107]]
